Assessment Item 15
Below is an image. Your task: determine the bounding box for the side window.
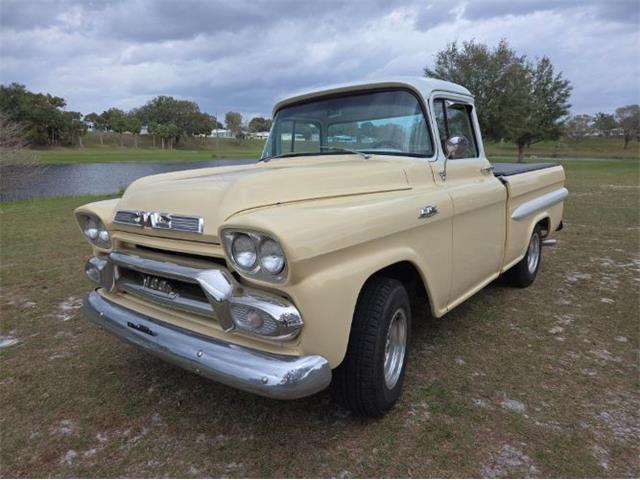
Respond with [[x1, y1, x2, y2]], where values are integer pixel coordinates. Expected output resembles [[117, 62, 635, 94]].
[[433, 99, 479, 159]]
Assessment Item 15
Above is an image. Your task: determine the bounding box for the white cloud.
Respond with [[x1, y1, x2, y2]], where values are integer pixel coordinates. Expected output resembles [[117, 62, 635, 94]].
[[0, 0, 637, 117]]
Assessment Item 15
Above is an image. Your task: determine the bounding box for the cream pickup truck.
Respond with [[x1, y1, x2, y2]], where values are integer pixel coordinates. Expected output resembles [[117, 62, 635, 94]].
[[76, 78, 567, 417]]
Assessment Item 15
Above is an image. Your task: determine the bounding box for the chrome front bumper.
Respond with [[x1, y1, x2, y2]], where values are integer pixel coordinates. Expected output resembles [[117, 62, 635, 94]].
[[84, 290, 331, 399]]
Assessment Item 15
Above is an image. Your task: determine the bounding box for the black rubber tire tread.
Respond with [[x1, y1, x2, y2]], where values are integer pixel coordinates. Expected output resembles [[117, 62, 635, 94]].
[[331, 276, 410, 417], [506, 224, 543, 288]]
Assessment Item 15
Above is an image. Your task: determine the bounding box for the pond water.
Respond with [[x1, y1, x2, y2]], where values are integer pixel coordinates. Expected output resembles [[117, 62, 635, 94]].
[[0, 159, 256, 201]]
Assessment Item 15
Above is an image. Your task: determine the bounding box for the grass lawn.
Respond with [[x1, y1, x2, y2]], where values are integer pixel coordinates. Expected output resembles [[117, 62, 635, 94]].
[[32, 134, 265, 164], [1, 159, 638, 477], [485, 136, 639, 160]]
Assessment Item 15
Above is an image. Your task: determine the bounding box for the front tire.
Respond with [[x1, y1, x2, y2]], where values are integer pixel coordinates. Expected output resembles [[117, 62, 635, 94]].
[[331, 277, 411, 417], [507, 224, 543, 288]]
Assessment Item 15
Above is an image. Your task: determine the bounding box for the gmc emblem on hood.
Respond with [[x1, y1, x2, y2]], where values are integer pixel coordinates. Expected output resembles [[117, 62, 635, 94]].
[[113, 210, 204, 234]]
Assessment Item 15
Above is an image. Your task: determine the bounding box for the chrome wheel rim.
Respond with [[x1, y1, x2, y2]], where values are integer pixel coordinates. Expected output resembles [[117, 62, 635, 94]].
[[527, 232, 541, 274], [384, 308, 407, 390]]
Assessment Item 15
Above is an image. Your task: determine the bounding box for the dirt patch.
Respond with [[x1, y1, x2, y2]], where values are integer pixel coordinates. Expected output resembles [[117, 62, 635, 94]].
[[480, 444, 539, 478], [60, 450, 77, 465], [50, 419, 75, 436], [597, 410, 640, 444], [55, 296, 83, 321], [591, 445, 610, 471], [500, 398, 527, 414]]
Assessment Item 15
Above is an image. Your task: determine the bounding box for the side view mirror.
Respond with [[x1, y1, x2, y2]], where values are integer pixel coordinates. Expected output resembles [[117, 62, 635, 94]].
[[445, 135, 469, 159], [440, 135, 470, 181]]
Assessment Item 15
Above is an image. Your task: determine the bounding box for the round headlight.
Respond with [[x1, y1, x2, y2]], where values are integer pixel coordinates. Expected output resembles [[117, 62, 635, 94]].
[[231, 233, 257, 269], [259, 239, 285, 274], [77, 213, 111, 249], [85, 227, 99, 240], [98, 229, 110, 243]]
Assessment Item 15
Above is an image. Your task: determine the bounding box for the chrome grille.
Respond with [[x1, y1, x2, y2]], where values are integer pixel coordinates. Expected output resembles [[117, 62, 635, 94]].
[[90, 251, 304, 339], [113, 210, 203, 234], [166, 215, 203, 233], [117, 266, 215, 319], [114, 210, 141, 226]]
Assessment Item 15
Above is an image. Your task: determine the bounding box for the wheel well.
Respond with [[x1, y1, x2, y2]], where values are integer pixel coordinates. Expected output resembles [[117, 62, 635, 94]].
[[368, 261, 431, 321], [537, 217, 551, 237]]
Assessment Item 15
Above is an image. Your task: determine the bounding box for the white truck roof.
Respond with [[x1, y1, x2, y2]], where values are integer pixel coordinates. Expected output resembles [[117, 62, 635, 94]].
[[273, 76, 473, 114]]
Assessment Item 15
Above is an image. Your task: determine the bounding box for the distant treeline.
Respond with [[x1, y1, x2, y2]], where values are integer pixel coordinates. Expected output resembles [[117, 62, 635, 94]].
[[564, 109, 640, 149], [0, 83, 272, 149]]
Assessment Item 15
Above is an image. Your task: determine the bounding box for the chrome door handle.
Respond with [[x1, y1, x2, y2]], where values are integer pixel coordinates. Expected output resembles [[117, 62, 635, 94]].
[[481, 165, 495, 175], [419, 205, 438, 218]]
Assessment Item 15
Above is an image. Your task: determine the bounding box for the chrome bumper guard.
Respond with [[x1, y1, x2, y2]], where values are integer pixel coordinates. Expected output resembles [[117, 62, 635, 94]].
[[84, 291, 331, 399]]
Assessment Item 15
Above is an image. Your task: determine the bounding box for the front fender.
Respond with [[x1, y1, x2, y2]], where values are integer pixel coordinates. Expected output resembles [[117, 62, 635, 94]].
[[227, 189, 453, 367]]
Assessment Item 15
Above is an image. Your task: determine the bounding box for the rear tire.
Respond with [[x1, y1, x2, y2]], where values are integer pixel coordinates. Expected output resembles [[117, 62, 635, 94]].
[[507, 224, 543, 288], [331, 277, 411, 417]]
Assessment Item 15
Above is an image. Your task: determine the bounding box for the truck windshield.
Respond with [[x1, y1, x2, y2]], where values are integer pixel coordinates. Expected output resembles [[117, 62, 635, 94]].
[[261, 90, 433, 160]]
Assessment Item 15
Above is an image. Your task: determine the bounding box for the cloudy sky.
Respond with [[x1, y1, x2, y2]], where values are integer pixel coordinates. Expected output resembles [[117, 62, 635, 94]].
[[1, 0, 638, 121]]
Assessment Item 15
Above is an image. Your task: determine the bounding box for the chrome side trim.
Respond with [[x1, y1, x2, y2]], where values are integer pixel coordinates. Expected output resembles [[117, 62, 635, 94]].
[[84, 291, 331, 400], [511, 188, 568, 221]]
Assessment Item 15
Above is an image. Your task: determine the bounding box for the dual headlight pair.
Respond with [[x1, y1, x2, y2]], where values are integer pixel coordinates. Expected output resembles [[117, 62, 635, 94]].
[[76, 212, 111, 249], [222, 230, 287, 282], [76, 215, 287, 284]]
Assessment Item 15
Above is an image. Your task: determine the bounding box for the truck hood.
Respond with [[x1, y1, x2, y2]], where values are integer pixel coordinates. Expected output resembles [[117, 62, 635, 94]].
[[113, 156, 411, 243]]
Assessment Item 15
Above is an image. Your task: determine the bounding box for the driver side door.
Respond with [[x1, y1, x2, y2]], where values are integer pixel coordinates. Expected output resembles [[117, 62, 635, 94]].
[[430, 96, 506, 309]]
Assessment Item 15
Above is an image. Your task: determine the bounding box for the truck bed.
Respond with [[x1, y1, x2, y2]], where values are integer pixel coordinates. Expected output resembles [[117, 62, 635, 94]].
[[491, 162, 559, 177]]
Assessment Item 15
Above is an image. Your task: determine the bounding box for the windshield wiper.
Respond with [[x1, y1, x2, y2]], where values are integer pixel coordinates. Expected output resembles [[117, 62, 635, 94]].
[[259, 152, 304, 163], [319, 146, 371, 160], [259, 146, 371, 163]]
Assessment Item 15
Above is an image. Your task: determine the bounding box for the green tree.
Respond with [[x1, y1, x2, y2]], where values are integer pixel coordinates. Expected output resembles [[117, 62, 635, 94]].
[[124, 112, 142, 148], [0, 83, 70, 145], [62, 111, 87, 147], [614, 104, 640, 149], [136, 96, 212, 145], [425, 40, 572, 161], [0, 112, 37, 166], [102, 108, 128, 146], [153, 123, 179, 150], [84, 112, 108, 145], [564, 114, 593, 142], [248, 116, 272, 133], [592, 112, 617, 137], [225, 111, 243, 137]]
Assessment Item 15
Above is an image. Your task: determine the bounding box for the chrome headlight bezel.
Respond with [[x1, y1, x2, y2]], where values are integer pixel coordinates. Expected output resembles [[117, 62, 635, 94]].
[[222, 229, 287, 282], [75, 212, 112, 249]]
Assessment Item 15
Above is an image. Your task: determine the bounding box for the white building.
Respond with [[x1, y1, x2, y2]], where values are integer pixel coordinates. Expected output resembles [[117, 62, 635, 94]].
[[250, 131, 270, 139], [211, 128, 235, 138]]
